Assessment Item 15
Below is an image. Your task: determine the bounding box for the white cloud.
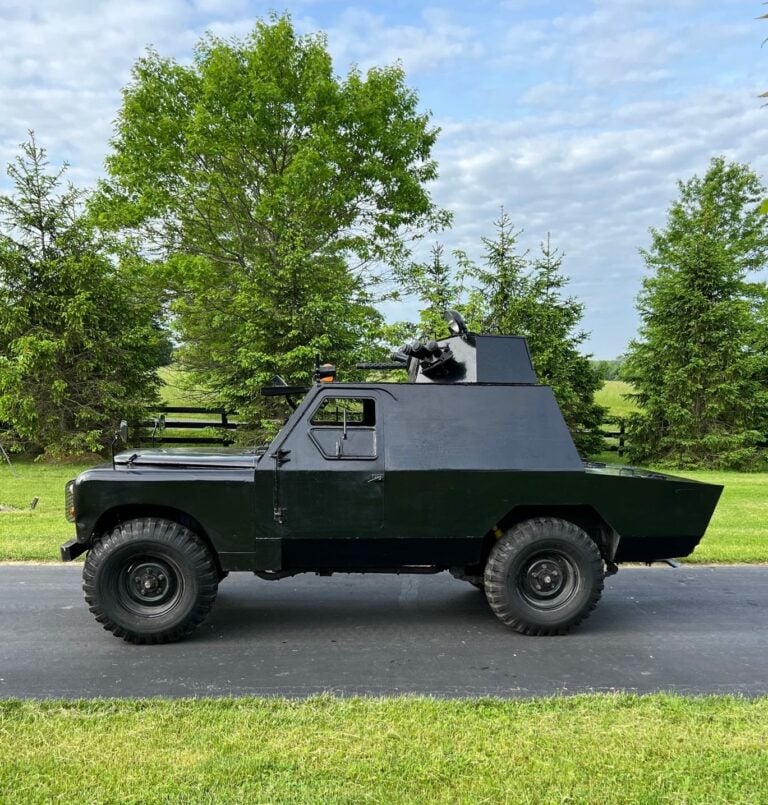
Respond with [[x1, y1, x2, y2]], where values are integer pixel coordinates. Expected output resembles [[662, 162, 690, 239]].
[[323, 7, 482, 74], [430, 84, 768, 355], [0, 0, 205, 189]]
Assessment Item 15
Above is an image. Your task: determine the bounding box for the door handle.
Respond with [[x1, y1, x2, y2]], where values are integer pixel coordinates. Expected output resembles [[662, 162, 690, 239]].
[[367, 473, 384, 483]]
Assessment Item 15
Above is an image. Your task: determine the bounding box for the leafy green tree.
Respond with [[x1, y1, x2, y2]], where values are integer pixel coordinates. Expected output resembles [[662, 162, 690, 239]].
[[592, 359, 624, 381], [0, 135, 167, 457], [622, 157, 768, 469], [95, 15, 447, 420]]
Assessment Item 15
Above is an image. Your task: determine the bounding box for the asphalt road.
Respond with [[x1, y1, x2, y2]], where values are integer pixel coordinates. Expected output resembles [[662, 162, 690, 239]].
[[1, 564, 766, 698]]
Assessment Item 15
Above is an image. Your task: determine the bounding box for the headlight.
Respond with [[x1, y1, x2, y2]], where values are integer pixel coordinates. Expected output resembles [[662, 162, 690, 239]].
[[65, 480, 76, 522]]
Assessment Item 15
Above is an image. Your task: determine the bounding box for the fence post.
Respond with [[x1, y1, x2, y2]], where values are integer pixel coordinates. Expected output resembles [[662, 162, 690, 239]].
[[618, 418, 625, 458]]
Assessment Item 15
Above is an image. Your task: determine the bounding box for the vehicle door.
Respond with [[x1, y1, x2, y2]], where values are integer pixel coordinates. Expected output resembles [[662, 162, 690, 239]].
[[273, 390, 385, 541]]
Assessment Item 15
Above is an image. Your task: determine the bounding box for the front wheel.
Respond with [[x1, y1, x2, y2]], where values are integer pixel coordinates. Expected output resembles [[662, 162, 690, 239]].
[[484, 518, 604, 635], [82, 517, 219, 644]]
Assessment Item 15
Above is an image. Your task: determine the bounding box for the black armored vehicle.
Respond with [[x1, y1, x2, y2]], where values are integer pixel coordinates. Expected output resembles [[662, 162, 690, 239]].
[[62, 314, 722, 643]]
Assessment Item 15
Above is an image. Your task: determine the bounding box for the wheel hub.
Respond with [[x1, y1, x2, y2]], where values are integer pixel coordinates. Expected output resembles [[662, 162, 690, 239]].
[[517, 549, 580, 611], [525, 558, 564, 597], [124, 560, 175, 606]]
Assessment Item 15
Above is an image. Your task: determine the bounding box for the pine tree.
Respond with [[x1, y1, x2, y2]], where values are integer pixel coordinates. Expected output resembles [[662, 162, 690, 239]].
[[405, 243, 465, 340], [623, 157, 768, 469], [519, 235, 605, 456], [0, 135, 167, 456], [416, 211, 604, 454]]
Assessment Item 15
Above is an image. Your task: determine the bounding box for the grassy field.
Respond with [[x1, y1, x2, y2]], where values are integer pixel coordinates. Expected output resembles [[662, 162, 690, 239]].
[[684, 471, 768, 563], [1, 695, 766, 802], [596, 379, 638, 418], [0, 461, 90, 560]]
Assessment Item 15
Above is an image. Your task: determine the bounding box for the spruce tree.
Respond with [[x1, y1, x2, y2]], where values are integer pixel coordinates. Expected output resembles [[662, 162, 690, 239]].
[[0, 136, 167, 456], [520, 235, 605, 456], [408, 212, 604, 455], [623, 157, 768, 469], [406, 243, 465, 339]]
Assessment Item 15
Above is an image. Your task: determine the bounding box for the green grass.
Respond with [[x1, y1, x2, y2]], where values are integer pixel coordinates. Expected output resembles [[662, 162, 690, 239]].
[[158, 364, 202, 408], [0, 461, 90, 560], [1, 695, 766, 803], [596, 379, 638, 418], [682, 471, 768, 563], [1, 461, 766, 562]]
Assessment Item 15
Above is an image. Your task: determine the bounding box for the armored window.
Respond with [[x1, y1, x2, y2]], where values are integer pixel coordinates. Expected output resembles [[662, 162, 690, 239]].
[[309, 397, 376, 460], [310, 398, 375, 427]]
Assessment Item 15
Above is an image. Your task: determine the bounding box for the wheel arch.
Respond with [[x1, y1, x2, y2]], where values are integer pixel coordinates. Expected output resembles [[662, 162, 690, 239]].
[[488, 504, 618, 564], [90, 504, 224, 578]]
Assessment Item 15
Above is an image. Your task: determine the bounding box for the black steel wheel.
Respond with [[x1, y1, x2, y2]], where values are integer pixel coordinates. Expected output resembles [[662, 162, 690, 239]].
[[484, 518, 604, 635], [83, 517, 218, 644]]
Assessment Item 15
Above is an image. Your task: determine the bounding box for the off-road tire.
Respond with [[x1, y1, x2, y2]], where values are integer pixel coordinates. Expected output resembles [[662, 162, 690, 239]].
[[484, 517, 604, 635], [83, 517, 218, 644]]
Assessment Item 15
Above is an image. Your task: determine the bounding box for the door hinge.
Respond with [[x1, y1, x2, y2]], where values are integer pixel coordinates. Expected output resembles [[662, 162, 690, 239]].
[[271, 448, 291, 466]]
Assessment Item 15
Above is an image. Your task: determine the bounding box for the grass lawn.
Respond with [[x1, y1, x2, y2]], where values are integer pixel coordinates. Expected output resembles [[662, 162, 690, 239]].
[[0, 461, 90, 560], [683, 471, 768, 563], [0, 460, 765, 563], [596, 379, 638, 418], [1, 694, 766, 802]]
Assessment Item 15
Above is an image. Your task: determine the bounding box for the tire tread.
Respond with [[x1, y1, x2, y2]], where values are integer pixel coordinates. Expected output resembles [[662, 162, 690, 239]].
[[484, 517, 604, 635], [82, 516, 218, 644]]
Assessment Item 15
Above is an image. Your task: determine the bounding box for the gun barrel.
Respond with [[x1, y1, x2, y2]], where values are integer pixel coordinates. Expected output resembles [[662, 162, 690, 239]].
[[356, 362, 409, 371]]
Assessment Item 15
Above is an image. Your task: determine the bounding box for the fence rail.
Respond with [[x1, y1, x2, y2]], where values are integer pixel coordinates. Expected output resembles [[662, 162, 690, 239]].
[[137, 406, 631, 454], [136, 406, 239, 446]]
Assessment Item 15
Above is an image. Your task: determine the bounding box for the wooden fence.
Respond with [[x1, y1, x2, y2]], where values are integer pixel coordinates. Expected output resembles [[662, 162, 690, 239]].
[[137, 406, 238, 446], [137, 406, 630, 455], [600, 416, 627, 457]]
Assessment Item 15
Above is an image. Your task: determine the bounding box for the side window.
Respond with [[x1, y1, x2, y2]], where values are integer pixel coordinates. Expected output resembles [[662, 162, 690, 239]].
[[310, 398, 375, 427], [308, 397, 377, 460]]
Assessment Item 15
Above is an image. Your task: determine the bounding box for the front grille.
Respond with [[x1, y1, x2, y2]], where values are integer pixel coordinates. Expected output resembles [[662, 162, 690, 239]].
[[65, 480, 75, 522]]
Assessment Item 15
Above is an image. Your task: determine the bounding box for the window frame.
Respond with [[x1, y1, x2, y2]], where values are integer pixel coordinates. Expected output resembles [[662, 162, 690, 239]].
[[307, 394, 378, 461]]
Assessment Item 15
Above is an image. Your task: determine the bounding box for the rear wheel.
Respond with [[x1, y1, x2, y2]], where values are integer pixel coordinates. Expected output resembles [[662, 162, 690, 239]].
[[83, 517, 218, 644], [484, 518, 604, 635]]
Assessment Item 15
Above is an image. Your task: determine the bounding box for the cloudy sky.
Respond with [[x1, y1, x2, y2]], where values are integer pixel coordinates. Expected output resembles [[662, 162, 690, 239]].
[[1, 0, 765, 356]]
